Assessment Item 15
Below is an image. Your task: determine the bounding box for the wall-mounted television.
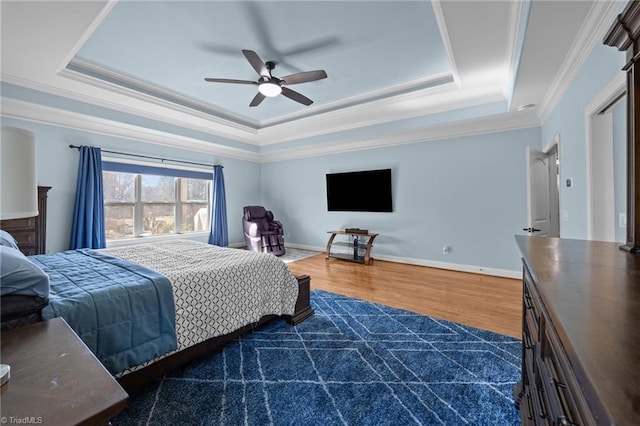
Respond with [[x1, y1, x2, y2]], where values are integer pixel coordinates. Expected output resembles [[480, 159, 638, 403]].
[[326, 168, 392, 212]]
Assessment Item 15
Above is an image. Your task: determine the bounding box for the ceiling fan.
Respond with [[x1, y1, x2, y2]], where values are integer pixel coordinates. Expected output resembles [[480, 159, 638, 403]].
[[204, 49, 327, 107]]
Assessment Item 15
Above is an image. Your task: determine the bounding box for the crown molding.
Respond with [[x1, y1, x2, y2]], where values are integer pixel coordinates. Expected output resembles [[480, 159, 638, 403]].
[[66, 58, 456, 137], [431, 0, 460, 86], [0, 97, 260, 163], [260, 111, 541, 163], [258, 73, 454, 128], [1, 72, 260, 146], [538, 0, 623, 122], [505, 0, 528, 107], [259, 85, 505, 146], [2, 96, 540, 166], [56, 1, 116, 73], [66, 58, 258, 129]]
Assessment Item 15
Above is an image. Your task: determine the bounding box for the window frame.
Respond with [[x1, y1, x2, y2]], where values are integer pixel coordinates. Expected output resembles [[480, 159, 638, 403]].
[[102, 161, 212, 241]]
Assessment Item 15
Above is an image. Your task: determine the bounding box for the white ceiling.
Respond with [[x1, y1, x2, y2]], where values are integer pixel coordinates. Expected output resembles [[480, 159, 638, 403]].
[[0, 1, 615, 152]]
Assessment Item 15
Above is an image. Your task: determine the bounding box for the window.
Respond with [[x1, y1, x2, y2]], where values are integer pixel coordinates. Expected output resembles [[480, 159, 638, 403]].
[[103, 162, 212, 240]]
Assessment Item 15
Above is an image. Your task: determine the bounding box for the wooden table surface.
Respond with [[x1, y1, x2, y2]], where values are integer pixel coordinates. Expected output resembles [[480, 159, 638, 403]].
[[1, 317, 128, 425]]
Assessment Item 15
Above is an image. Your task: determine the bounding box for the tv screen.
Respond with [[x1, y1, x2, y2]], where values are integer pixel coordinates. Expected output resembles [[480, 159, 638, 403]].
[[326, 169, 392, 212]]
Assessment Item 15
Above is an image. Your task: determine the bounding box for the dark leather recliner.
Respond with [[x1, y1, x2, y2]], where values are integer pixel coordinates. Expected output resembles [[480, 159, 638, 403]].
[[242, 206, 286, 256]]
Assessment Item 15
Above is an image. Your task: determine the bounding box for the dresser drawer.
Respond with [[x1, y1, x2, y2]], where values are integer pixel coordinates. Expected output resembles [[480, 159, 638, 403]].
[[10, 231, 36, 249], [543, 323, 595, 426], [523, 266, 543, 324], [0, 216, 36, 232]]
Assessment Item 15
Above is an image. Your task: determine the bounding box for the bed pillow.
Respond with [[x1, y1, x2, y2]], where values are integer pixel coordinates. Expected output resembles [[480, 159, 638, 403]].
[[0, 246, 50, 299], [0, 230, 19, 250]]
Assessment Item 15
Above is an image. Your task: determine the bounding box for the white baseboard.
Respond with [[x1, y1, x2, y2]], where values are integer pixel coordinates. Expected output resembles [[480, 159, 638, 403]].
[[283, 243, 521, 279]]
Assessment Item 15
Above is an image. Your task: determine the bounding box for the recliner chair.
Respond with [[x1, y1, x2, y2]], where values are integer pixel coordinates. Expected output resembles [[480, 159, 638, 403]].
[[242, 206, 286, 256]]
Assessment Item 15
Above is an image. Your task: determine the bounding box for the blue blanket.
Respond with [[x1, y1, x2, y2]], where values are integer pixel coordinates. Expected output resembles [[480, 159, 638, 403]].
[[32, 249, 177, 374]]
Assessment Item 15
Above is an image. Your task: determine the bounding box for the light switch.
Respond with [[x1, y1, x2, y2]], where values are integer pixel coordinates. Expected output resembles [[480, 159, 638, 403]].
[[619, 213, 627, 228], [566, 178, 573, 188]]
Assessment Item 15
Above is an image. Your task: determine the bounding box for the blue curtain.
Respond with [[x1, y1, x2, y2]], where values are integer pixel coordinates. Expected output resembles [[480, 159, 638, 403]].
[[208, 165, 228, 246], [69, 146, 106, 249]]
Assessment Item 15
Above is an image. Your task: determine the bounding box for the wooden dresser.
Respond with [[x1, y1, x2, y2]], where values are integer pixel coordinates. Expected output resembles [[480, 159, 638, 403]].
[[0, 186, 50, 255], [515, 235, 640, 425]]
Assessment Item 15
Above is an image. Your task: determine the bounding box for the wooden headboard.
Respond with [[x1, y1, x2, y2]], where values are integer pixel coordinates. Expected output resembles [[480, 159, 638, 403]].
[[0, 186, 51, 255]]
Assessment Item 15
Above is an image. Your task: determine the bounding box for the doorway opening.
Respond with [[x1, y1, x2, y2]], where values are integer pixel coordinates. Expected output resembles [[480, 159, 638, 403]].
[[586, 74, 626, 242]]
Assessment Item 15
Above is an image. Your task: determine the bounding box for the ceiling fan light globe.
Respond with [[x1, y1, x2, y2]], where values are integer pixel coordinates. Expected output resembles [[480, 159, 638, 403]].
[[258, 82, 282, 97]]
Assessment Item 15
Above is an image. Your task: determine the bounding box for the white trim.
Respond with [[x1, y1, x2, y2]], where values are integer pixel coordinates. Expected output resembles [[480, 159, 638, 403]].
[[258, 72, 454, 128], [0, 97, 261, 163], [504, 0, 523, 98], [55, 2, 117, 73], [585, 73, 626, 241], [1, 72, 261, 146], [259, 87, 505, 146], [64, 59, 259, 131], [101, 155, 213, 173], [431, 0, 460, 87], [538, 1, 622, 122], [261, 111, 541, 163], [106, 232, 210, 248], [1, 97, 539, 165], [283, 243, 520, 279]]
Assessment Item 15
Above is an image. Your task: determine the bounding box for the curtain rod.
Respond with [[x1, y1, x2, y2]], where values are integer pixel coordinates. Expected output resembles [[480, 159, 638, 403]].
[[68, 145, 220, 168]]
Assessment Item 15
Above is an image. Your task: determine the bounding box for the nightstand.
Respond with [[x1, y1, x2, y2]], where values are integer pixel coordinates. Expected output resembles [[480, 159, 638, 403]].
[[0, 317, 128, 425]]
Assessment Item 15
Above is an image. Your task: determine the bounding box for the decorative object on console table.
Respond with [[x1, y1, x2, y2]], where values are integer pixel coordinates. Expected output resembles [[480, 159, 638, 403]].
[[325, 230, 378, 265], [0, 186, 51, 255], [514, 236, 640, 425], [1, 317, 128, 424]]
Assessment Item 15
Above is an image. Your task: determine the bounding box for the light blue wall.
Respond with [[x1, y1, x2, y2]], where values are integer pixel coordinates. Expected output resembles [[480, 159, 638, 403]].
[[0, 117, 260, 253], [540, 42, 626, 239], [613, 99, 627, 243], [261, 127, 540, 272]]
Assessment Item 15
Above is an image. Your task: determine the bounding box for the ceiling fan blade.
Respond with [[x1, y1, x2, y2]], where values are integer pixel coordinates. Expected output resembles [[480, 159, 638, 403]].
[[250, 92, 266, 107], [204, 78, 257, 85], [242, 49, 269, 77], [280, 37, 340, 57], [281, 87, 313, 106], [281, 70, 328, 85]]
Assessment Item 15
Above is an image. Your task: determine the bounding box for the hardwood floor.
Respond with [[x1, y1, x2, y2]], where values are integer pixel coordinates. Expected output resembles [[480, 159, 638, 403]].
[[287, 254, 522, 339]]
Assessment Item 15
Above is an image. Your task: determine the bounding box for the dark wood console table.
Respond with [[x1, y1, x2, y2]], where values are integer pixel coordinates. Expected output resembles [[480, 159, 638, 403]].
[[0, 317, 128, 425], [325, 230, 378, 265], [514, 236, 640, 425]]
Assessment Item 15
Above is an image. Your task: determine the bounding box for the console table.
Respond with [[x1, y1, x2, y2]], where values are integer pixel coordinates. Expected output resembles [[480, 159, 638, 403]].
[[514, 236, 640, 425], [0, 317, 128, 425], [325, 230, 378, 265]]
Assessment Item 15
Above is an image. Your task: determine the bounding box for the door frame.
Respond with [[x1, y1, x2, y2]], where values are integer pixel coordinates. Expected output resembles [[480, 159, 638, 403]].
[[585, 73, 625, 241], [525, 137, 560, 238]]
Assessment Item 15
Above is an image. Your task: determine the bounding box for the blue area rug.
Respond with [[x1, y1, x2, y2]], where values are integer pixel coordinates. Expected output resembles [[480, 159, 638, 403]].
[[113, 290, 521, 425]]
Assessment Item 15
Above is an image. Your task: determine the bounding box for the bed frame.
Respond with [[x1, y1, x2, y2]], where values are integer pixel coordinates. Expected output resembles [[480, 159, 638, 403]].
[[117, 274, 314, 393]]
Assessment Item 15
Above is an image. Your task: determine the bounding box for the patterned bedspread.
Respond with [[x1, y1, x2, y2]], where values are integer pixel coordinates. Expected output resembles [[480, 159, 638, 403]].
[[102, 240, 299, 374]]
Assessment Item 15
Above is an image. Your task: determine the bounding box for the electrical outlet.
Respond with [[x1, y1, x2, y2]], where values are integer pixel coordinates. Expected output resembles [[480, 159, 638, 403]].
[[442, 245, 450, 254]]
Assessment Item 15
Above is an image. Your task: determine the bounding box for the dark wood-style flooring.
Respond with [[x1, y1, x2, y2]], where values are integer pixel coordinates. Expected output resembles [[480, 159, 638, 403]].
[[287, 254, 522, 339]]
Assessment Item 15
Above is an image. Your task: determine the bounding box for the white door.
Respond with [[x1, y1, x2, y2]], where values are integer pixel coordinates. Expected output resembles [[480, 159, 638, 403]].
[[525, 147, 550, 237]]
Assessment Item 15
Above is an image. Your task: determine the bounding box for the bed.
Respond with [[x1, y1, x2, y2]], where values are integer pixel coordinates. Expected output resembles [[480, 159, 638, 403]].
[[0, 233, 313, 391]]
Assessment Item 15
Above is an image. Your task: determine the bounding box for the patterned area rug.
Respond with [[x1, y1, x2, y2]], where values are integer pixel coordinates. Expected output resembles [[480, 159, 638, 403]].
[[113, 290, 521, 425]]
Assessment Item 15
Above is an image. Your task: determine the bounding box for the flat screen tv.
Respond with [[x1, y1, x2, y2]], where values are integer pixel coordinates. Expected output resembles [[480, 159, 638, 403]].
[[326, 168, 392, 212]]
